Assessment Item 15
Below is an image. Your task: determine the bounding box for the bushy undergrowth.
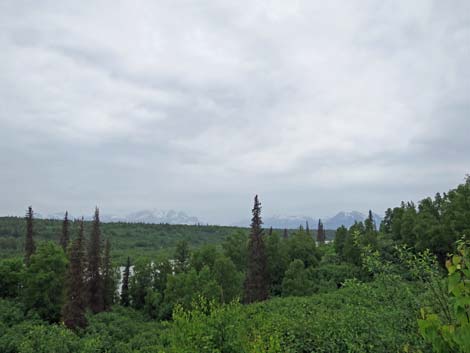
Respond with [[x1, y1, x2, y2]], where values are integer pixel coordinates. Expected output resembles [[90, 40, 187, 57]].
[[0, 277, 427, 353]]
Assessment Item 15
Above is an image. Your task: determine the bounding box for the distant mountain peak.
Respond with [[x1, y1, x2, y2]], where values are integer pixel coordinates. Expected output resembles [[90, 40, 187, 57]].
[[44, 209, 201, 225], [123, 209, 200, 225], [324, 211, 382, 229], [233, 210, 383, 229]]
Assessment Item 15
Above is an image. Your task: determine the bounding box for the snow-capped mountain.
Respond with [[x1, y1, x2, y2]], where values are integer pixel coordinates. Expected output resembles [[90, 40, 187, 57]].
[[324, 211, 382, 229], [43, 209, 200, 225], [122, 210, 199, 225], [233, 211, 383, 229]]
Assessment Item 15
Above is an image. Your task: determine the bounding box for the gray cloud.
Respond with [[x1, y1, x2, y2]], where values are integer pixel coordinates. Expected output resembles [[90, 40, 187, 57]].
[[0, 0, 469, 223]]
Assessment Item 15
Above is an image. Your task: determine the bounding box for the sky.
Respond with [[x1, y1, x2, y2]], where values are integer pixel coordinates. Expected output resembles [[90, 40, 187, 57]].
[[1, 1, 469, 224]]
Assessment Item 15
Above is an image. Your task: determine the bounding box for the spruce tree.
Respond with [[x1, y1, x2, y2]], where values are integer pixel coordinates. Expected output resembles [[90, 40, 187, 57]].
[[268, 226, 273, 235], [283, 228, 288, 239], [102, 238, 114, 310], [243, 195, 268, 303], [24, 206, 35, 265], [121, 257, 131, 306], [365, 210, 376, 232], [62, 218, 87, 330], [59, 211, 70, 252], [363, 210, 378, 248], [86, 207, 104, 313], [317, 219, 325, 243], [306, 221, 310, 236]]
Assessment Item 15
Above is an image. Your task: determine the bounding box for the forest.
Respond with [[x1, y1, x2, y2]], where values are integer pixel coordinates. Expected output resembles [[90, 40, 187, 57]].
[[0, 178, 470, 352]]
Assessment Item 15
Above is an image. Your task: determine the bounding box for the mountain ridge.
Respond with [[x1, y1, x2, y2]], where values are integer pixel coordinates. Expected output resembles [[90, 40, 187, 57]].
[[233, 211, 383, 229], [41, 209, 201, 225]]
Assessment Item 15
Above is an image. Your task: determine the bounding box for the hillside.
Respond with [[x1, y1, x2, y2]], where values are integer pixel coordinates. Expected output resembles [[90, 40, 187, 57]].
[[0, 217, 239, 262], [0, 217, 334, 262]]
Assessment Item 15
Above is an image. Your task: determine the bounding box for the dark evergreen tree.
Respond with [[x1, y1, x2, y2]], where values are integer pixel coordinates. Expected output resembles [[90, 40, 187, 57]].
[[363, 209, 378, 248], [121, 256, 131, 306], [283, 228, 289, 239], [317, 219, 325, 243], [380, 208, 393, 234], [243, 195, 269, 303], [59, 211, 70, 252], [306, 221, 310, 236], [365, 210, 376, 232], [62, 219, 87, 330], [268, 226, 273, 235], [86, 207, 104, 313], [102, 238, 115, 310], [24, 206, 35, 265]]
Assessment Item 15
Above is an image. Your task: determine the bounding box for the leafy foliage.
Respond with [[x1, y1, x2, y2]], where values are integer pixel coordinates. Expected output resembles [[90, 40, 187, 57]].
[[22, 242, 67, 323], [418, 238, 470, 352]]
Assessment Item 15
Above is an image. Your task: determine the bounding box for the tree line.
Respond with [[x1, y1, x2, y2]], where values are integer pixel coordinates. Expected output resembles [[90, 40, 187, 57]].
[[2, 176, 470, 336], [4, 194, 333, 330]]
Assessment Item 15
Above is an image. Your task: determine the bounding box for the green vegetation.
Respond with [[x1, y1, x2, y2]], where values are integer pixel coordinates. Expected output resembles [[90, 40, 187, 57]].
[[1, 177, 470, 352], [0, 218, 244, 262]]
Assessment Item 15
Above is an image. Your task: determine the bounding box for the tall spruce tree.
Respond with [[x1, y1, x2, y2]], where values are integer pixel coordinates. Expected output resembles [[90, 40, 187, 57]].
[[243, 195, 268, 303], [317, 219, 325, 243], [62, 218, 87, 330], [102, 238, 114, 310], [283, 228, 289, 239], [87, 207, 104, 313], [59, 211, 70, 252], [306, 221, 310, 235], [24, 206, 35, 265], [363, 210, 378, 248], [365, 210, 376, 232], [121, 257, 131, 306]]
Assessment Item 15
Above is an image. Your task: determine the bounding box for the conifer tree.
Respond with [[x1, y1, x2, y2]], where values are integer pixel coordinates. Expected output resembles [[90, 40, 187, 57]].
[[317, 219, 325, 243], [365, 210, 376, 232], [363, 210, 378, 248], [268, 226, 273, 235], [86, 207, 104, 313], [121, 256, 131, 306], [62, 218, 87, 330], [244, 195, 268, 303], [306, 221, 310, 235], [102, 238, 115, 310], [283, 228, 288, 239], [59, 211, 70, 252], [24, 206, 35, 265]]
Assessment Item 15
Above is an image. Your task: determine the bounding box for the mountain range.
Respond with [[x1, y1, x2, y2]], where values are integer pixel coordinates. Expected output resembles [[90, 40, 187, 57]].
[[44, 209, 201, 225], [36, 209, 382, 229], [234, 211, 383, 230]]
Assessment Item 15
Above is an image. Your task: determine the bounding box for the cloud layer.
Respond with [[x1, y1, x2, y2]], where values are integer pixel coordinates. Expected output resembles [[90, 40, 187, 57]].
[[1, 1, 469, 223]]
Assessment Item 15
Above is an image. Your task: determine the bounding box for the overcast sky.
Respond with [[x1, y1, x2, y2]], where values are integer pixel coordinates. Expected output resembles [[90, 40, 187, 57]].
[[1, 1, 469, 224]]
